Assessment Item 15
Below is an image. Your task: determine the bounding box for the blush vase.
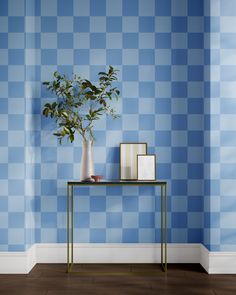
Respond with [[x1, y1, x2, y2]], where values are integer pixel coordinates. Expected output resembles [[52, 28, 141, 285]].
[[80, 139, 94, 181]]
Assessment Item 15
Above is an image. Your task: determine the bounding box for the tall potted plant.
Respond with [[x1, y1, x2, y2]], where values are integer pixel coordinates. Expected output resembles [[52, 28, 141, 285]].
[[42, 66, 120, 180]]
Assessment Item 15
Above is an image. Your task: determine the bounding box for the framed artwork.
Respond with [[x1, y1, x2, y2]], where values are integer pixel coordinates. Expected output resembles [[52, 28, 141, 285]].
[[137, 154, 156, 181], [120, 143, 147, 180]]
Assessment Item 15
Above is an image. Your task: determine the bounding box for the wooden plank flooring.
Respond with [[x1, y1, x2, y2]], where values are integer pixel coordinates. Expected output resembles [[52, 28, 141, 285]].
[[0, 264, 236, 295]]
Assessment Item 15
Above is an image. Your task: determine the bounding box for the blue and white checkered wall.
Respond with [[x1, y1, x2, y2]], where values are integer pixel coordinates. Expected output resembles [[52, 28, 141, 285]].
[[203, 0, 236, 251], [0, 0, 234, 252]]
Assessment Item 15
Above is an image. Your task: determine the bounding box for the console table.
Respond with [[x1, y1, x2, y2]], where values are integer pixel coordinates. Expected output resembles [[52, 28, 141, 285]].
[[67, 180, 167, 274]]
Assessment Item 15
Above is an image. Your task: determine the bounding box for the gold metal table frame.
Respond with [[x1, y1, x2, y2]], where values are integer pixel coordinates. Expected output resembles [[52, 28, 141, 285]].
[[67, 180, 167, 274]]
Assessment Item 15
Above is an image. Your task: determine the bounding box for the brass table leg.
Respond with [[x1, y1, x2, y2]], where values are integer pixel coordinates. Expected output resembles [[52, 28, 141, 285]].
[[161, 184, 167, 272]]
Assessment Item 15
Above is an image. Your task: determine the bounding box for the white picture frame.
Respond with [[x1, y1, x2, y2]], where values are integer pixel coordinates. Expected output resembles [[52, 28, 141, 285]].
[[137, 154, 156, 181], [120, 143, 147, 180]]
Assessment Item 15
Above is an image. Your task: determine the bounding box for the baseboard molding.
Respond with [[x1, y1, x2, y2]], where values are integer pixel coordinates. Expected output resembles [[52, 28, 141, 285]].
[[0, 243, 236, 274]]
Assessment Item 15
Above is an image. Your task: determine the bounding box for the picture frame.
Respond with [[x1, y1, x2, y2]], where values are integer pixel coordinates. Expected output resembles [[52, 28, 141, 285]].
[[137, 154, 156, 181], [120, 143, 147, 180]]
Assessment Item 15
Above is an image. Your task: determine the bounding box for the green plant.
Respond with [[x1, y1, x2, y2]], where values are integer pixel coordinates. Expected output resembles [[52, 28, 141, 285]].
[[42, 66, 120, 143]]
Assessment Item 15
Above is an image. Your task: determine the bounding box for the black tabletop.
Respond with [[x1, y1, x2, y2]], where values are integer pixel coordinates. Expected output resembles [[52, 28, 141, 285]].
[[67, 180, 167, 185]]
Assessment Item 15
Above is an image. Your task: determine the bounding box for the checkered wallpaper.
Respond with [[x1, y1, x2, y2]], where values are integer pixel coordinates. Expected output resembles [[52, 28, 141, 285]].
[[203, 0, 236, 252], [1, 0, 233, 252]]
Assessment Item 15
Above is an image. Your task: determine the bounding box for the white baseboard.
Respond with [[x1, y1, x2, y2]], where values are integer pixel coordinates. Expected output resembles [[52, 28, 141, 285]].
[[201, 245, 236, 274], [0, 243, 236, 274]]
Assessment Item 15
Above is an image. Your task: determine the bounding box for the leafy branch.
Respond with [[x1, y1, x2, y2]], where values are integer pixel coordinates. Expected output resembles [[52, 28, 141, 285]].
[[42, 66, 120, 143]]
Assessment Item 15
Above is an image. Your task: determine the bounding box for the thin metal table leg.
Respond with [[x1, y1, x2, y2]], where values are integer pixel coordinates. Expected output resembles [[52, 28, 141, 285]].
[[164, 183, 167, 272], [161, 185, 163, 268], [71, 185, 74, 267], [67, 184, 70, 273]]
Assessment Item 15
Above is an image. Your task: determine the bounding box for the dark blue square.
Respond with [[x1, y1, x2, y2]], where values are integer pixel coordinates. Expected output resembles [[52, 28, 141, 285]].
[[188, 66, 204, 81], [0, 131, 8, 146], [139, 49, 155, 65], [90, 229, 106, 243], [9, 213, 24, 228], [57, 196, 66, 212], [188, 0, 204, 16], [172, 114, 187, 130], [90, 33, 106, 49], [0, 66, 7, 81], [107, 17, 122, 32], [139, 213, 155, 228], [172, 180, 187, 196], [123, 65, 138, 81], [123, 33, 138, 49], [123, 0, 138, 16], [156, 163, 171, 179], [0, 98, 7, 114], [41, 147, 57, 163], [123, 131, 139, 142], [106, 49, 122, 65], [57, 229, 66, 243], [171, 147, 187, 163], [0, 164, 7, 179], [106, 186, 122, 196], [0, 0, 8, 16], [107, 213, 122, 228], [8, 147, 24, 163], [74, 17, 90, 32], [74, 212, 90, 228], [41, 49, 57, 65], [123, 196, 138, 212], [91, 0, 106, 16], [172, 49, 187, 65], [8, 49, 24, 65], [188, 131, 203, 146], [155, 33, 171, 48], [155, 131, 171, 146], [41, 17, 57, 32], [172, 212, 187, 228], [58, 0, 73, 16], [156, 98, 171, 114], [172, 17, 187, 32], [188, 98, 203, 114], [188, 196, 203, 212], [58, 33, 73, 49], [90, 196, 106, 212], [93, 131, 106, 146], [41, 180, 57, 196], [0, 33, 8, 48], [0, 197, 7, 211], [41, 213, 57, 228], [155, 0, 171, 16], [188, 33, 204, 49], [123, 229, 138, 242], [188, 164, 203, 179], [74, 49, 89, 65], [8, 17, 24, 32], [155, 65, 171, 81], [9, 82, 24, 98], [139, 17, 155, 32], [172, 82, 187, 98], [57, 164, 73, 179], [0, 229, 7, 244], [188, 229, 202, 243]]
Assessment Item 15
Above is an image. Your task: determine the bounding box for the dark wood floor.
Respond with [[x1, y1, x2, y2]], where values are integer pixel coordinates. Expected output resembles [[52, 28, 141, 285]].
[[0, 264, 235, 295]]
